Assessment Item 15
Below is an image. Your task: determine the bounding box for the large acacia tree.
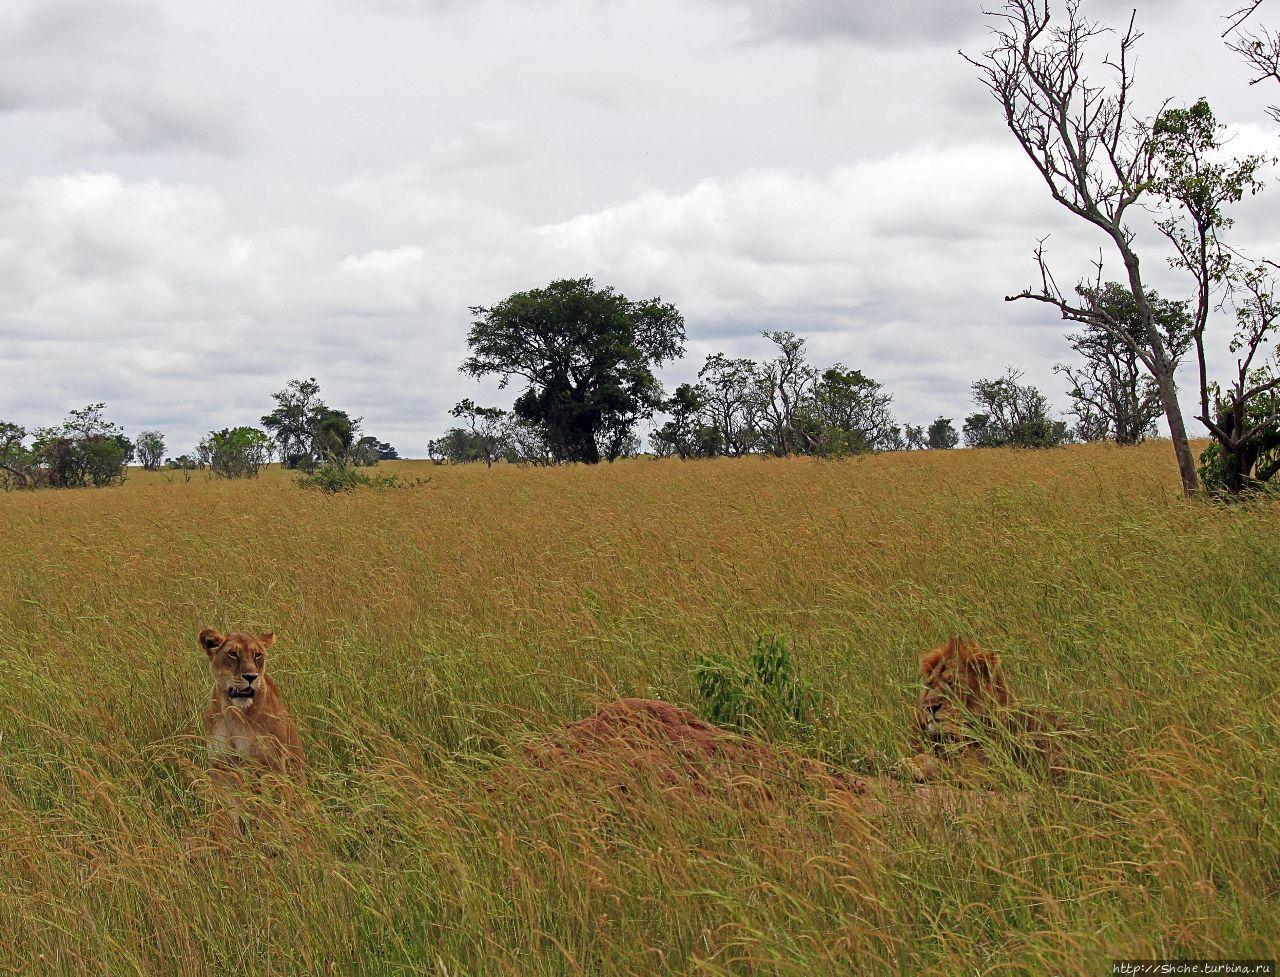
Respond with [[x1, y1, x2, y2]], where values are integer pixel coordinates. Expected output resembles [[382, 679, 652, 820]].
[[461, 277, 685, 464]]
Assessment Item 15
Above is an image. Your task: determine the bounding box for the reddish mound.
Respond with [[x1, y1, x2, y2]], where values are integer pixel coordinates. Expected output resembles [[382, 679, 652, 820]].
[[500, 698, 1009, 822], [518, 698, 865, 806]]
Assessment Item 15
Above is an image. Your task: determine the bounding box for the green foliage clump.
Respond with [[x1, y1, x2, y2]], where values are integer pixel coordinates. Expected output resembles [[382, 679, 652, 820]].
[[199, 426, 273, 479], [965, 369, 1070, 448], [694, 634, 816, 741], [296, 464, 402, 493], [1, 404, 129, 489]]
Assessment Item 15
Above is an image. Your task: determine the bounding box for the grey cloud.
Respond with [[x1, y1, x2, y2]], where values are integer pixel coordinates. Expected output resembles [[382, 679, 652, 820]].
[[0, 0, 161, 110], [94, 90, 247, 156], [0, 0, 246, 155], [0, 0, 1269, 456], [709, 0, 985, 46]]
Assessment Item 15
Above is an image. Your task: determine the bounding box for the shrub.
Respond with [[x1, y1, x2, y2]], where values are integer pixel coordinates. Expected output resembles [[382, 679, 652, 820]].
[[199, 427, 273, 479], [296, 464, 402, 493], [16, 404, 130, 489], [693, 634, 816, 741]]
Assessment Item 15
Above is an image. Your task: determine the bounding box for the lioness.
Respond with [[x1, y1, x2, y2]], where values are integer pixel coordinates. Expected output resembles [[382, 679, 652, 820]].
[[902, 637, 1064, 782], [199, 628, 303, 773]]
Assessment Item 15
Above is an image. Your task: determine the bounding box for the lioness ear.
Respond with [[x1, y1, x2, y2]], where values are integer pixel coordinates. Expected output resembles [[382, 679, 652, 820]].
[[198, 628, 225, 655], [257, 632, 275, 649]]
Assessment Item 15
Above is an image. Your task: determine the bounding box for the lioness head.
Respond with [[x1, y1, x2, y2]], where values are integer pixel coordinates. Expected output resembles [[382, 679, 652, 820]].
[[914, 637, 1009, 745], [199, 628, 275, 711]]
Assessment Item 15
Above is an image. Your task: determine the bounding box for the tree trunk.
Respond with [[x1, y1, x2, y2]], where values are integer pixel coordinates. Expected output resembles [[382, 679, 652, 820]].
[[0, 461, 30, 488], [1152, 367, 1200, 496]]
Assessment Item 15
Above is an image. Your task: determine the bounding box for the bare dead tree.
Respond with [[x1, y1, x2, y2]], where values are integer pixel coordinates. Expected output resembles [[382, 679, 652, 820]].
[[1225, 0, 1280, 124], [1225, 1, 1266, 35], [963, 0, 1202, 495]]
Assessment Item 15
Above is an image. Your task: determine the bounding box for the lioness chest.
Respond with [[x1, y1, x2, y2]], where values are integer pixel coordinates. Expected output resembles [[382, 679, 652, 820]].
[[204, 700, 297, 769], [205, 716, 268, 764]]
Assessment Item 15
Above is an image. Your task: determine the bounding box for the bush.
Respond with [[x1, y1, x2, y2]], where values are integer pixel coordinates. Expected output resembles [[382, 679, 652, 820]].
[[296, 464, 402, 493], [199, 427, 273, 479], [693, 634, 816, 741], [16, 404, 130, 489]]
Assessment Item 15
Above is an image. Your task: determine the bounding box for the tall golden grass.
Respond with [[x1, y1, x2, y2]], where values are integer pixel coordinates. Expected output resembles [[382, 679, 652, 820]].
[[1, 442, 1277, 974]]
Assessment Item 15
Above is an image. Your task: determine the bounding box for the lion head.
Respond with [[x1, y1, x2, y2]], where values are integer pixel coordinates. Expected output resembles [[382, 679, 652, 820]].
[[913, 637, 1009, 746], [199, 628, 275, 711]]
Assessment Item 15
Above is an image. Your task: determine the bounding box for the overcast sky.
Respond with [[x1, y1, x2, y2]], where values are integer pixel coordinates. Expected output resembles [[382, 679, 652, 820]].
[[0, 0, 1276, 456]]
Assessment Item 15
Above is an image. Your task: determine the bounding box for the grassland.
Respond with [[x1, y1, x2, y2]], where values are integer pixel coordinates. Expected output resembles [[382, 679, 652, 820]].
[[1, 442, 1278, 975]]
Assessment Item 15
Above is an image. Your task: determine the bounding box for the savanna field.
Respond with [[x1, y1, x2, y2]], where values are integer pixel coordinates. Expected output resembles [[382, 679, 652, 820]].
[[1, 442, 1278, 976]]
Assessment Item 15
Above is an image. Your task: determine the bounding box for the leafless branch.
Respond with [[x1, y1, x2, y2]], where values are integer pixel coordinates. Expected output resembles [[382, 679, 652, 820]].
[[1224, 1, 1266, 37]]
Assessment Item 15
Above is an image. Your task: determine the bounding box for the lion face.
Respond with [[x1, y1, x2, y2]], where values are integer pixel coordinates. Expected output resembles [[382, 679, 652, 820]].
[[199, 628, 274, 711], [913, 637, 1009, 746]]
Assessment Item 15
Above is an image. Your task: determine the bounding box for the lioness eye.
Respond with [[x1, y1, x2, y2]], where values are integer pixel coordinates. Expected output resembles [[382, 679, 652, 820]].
[[228, 652, 239, 661], [254, 653, 262, 662]]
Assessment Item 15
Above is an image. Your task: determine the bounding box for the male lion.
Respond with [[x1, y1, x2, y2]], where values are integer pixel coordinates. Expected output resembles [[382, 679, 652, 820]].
[[199, 628, 303, 774], [902, 637, 1064, 782]]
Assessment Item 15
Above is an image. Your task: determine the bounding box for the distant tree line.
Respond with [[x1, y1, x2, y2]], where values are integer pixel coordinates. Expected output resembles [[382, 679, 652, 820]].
[[0, 404, 133, 490], [0, 380, 399, 489], [428, 278, 1086, 468], [13, 0, 1280, 504]]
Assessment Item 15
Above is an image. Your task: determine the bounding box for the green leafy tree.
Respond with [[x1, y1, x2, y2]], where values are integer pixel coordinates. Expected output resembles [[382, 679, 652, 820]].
[[504, 418, 556, 466], [461, 277, 686, 464], [1197, 363, 1280, 494], [355, 437, 398, 463], [262, 378, 375, 470], [696, 353, 761, 456], [165, 453, 199, 483], [964, 369, 1069, 449], [428, 428, 491, 464], [449, 399, 509, 468], [1149, 100, 1278, 494], [652, 383, 722, 459], [312, 407, 359, 467], [261, 377, 323, 468], [804, 364, 899, 456], [926, 417, 959, 449], [1055, 283, 1193, 445], [135, 430, 166, 470], [0, 421, 32, 489], [751, 331, 817, 457], [31, 404, 128, 488], [199, 427, 273, 479]]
